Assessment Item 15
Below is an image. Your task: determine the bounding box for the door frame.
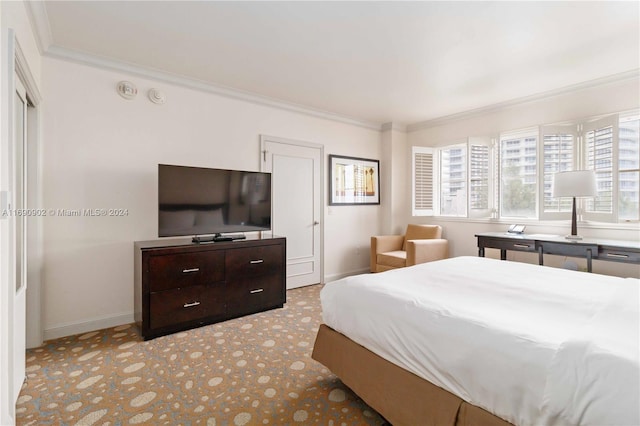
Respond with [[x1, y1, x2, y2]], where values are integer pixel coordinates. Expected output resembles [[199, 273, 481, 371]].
[[16, 38, 44, 350], [260, 134, 324, 286], [0, 30, 43, 424]]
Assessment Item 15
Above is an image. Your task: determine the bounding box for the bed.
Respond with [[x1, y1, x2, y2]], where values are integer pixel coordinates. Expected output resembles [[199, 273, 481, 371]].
[[312, 256, 639, 426]]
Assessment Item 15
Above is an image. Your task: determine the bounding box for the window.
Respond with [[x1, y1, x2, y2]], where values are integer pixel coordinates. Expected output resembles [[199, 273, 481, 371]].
[[618, 112, 640, 221], [468, 137, 492, 218], [439, 144, 467, 216], [583, 116, 616, 221], [411, 110, 639, 223], [540, 126, 576, 219], [499, 130, 538, 219]]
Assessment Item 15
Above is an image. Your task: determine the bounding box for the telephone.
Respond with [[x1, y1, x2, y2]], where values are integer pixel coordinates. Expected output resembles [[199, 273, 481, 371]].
[[507, 224, 526, 234]]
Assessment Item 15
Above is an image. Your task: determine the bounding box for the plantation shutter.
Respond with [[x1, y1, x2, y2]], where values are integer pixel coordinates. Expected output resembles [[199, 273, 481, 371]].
[[412, 146, 434, 216]]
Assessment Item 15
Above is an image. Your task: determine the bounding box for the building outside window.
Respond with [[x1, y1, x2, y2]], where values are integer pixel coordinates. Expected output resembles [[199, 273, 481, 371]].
[[439, 145, 467, 216], [499, 131, 537, 219], [618, 113, 640, 221]]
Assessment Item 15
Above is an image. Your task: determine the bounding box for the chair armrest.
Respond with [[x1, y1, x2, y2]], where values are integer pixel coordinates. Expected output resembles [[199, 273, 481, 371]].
[[371, 235, 405, 254], [371, 235, 405, 272], [406, 239, 449, 266]]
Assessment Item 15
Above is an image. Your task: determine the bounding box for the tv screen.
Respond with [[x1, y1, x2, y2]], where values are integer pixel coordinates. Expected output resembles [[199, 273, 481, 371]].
[[158, 164, 272, 237]]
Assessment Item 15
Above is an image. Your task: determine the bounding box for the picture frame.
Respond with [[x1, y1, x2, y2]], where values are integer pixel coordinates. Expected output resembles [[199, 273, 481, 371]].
[[329, 154, 380, 205]]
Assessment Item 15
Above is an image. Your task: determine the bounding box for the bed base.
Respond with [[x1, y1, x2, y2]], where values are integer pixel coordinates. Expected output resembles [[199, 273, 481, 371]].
[[312, 324, 512, 426]]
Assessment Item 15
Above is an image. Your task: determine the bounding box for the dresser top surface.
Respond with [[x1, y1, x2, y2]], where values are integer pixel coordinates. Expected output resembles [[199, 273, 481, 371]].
[[135, 233, 285, 250]]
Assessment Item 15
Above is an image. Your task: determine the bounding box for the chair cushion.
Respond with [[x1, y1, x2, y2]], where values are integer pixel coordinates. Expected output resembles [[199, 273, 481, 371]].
[[403, 224, 442, 250], [377, 251, 407, 269]]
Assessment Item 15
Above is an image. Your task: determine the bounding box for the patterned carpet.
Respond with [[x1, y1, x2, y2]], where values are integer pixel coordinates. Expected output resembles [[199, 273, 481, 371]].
[[16, 284, 385, 425]]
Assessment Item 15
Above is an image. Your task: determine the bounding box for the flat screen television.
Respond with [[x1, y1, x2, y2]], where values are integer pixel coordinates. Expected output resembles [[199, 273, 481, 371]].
[[158, 164, 271, 240]]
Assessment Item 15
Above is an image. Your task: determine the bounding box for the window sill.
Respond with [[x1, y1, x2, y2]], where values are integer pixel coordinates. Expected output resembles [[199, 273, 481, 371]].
[[420, 216, 640, 232]]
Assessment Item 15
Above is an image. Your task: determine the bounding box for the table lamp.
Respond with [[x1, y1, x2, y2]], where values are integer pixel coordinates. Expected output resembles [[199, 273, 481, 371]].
[[552, 170, 597, 240]]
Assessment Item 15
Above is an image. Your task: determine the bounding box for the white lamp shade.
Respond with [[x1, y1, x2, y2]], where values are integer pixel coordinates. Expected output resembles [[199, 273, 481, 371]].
[[552, 170, 597, 198]]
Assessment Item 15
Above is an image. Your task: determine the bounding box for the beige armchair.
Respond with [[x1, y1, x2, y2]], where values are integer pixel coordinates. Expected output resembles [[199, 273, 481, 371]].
[[370, 224, 449, 273]]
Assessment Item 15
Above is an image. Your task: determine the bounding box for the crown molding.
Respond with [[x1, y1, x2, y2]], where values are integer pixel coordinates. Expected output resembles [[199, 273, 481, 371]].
[[24, 0, 53, 54], [381, 122, 407, 132], [42, 45, 383, 131], [407, 69, 640, 132]]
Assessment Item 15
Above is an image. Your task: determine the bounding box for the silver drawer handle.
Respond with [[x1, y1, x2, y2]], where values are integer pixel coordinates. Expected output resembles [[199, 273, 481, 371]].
[[183, 301, 201, 308], [250, 260, 264, 264], [250, 289, 264, 294], [514, 244, 530, 248], [606, 253, 629, 259], [182, 268, 200, 273]]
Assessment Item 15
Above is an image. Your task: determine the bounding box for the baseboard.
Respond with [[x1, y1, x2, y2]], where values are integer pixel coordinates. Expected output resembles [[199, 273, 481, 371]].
[[43, 311, 134, 342], [324, 267, 369, 284], [41, 269, 367, 341]]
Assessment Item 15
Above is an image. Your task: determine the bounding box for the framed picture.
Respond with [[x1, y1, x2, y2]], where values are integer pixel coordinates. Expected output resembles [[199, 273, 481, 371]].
[[329, 154, 380, 205]]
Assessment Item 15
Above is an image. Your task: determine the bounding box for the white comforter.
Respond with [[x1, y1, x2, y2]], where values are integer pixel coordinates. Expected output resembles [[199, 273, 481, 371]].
[[321, 256, 639, 426]]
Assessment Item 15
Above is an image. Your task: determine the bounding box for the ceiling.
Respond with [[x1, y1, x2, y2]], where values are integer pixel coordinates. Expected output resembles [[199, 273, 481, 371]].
[[30, 1, 640, 128]]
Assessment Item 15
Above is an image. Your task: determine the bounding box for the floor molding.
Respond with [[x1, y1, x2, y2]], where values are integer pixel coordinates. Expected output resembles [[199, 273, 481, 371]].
[[43, 312, 134, 342]]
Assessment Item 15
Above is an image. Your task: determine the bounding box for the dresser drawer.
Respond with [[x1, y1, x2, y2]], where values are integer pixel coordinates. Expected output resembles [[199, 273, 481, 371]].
[[226, 244, 282, 278], [227, 274, 284, 314], [150, 283, 226, 329], [149, 251, 225, 292]]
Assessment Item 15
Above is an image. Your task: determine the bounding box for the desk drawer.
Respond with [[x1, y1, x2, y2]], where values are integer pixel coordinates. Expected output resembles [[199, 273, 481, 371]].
[[599, 247, 640, 264], [150, 283, 225, 329], [537, 241, 598, 258], [149, 251, 225, 292], [479, 237, 536, 253]]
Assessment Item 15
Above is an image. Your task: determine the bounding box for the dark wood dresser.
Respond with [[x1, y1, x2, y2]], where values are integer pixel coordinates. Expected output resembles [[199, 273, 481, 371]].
[[134, 235, 286, 340]]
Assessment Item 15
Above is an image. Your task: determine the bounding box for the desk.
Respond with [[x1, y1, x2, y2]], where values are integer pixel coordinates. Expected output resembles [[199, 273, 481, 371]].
[[476, 232, 640, 272]]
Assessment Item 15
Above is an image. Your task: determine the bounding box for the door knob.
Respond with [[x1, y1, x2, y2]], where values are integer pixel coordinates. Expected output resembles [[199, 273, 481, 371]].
[[313, 221, 320, 225]]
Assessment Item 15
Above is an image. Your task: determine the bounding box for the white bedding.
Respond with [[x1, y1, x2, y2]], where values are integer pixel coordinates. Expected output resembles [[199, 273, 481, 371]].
[[320, 256, 639, 426]]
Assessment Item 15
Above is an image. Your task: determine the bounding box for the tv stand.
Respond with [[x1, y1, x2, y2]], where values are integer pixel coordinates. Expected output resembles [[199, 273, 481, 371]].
[[134, 235, 286, 340]]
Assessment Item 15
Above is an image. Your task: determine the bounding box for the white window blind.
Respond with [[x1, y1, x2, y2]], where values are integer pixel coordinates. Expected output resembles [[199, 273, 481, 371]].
[[412, 146, 434, 216]]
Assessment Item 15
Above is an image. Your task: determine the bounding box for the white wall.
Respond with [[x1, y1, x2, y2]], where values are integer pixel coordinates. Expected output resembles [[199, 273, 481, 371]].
[[31, 18, 640, 341], [406, 76, 640, 278], [41, 57, 381, 339], [409, 76, 640, 146], [1, 1, 41, 83], [380, 126, 408, 235]]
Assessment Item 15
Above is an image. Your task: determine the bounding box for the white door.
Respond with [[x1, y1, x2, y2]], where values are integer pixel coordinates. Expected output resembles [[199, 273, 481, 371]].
[[12, 76, 28, 402], [261, 136, 322, 289]]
